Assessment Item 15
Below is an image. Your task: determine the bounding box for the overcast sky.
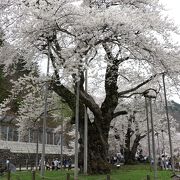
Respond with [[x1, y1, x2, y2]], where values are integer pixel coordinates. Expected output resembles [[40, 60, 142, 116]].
[[160, 1, 180, 103], [161, 0, 180, 25]]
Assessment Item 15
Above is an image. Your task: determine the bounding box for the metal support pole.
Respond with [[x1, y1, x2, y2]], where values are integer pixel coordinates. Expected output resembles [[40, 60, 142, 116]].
[[145, 97, 151, 163], [60, 112, 64, 170], [46, 133, 47, 144], [19, 164, 21, 171], [162, 74, 175, 172], [84, 69, 88, 174], [18, 131, 20, 142], [29, 129, 31, 143], [0, 125, 1, 140], [156, 133, 160, 158], [12, 128, 14, 141], [6, 126, 9, 141], [40, 39, 50, 177], [149, 98, 157, 180], [74, 79, 80, 180], [161, 130, 165, 156], [35, 129, 39, 171], [53, 133, 55, 145]]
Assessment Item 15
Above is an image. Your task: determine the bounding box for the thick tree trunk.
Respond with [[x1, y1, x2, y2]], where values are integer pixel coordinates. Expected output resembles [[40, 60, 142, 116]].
[[124, 150, 136, 164], [88, 122, 110, 174], [78, 116, 111, 174], [124, 141, 139, 164], [124, 133, 146, 164], [52, 82, 112, 174], [124, 116, 135, 164]]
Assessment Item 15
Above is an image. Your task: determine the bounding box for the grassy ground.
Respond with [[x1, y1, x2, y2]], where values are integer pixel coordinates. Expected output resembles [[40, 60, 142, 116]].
[[0, 165, 174, 180]]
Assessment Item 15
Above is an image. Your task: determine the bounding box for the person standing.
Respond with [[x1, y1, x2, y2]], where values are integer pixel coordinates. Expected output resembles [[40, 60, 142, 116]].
[[54, 158, 59, 170]]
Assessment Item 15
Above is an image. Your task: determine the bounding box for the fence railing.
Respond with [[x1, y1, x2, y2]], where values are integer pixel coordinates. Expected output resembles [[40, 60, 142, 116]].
[[3, 170, 153, 180]]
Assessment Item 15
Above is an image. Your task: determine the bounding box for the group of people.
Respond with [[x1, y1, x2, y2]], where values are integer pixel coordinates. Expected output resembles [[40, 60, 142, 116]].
[[158, 156, 172, 170], [109, 153, 125, 165], [39, 157, 72, 171]]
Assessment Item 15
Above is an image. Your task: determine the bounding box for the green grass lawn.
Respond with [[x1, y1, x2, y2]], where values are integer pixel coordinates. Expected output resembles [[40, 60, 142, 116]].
[[0, 165, 174, 180]]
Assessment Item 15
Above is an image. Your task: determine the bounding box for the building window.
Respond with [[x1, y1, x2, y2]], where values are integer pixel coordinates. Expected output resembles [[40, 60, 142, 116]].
[[1, 126, 7, 140]]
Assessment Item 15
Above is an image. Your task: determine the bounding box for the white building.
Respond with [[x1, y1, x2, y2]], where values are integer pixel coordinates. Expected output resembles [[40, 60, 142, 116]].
[[0, 115, 74, 156]]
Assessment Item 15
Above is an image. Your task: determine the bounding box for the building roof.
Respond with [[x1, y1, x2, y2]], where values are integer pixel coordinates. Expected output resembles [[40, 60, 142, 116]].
[[0, 140, 74, 155]]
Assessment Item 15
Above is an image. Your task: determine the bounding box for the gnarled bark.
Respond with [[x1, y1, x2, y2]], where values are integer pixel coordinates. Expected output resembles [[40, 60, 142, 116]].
[[124, 115, 146, 164]]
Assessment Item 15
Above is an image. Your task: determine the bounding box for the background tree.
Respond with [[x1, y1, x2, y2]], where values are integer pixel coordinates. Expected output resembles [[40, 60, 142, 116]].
[[109, 95, 177, 164], [169, 101, 180, 131], [0, 29, 39, 114]]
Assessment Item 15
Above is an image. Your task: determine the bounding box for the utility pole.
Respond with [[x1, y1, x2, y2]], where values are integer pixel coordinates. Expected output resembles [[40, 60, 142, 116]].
[[35, 127, 39, 171], [149, 97, 158, 180], [74, 78, 80, 180], [161, 130, 165, 156], [84, 69, 88, 174], [155, 132, 160, 158], [144, 89, 158, 180], [144, 96, 151, 165], [60, 105, 64, 170], [40, 39, 50, 177], [162, 74, 175, 172]]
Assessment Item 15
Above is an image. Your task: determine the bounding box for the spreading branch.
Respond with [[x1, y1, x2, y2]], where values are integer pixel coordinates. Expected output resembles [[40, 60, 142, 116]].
[[118, 73, 164, 97], [113, 110, 128, 119]]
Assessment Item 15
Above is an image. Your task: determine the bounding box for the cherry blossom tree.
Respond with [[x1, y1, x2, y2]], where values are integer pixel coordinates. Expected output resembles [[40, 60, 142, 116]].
[[109, 95, 177, 164], [1, 0, 180, 173]]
